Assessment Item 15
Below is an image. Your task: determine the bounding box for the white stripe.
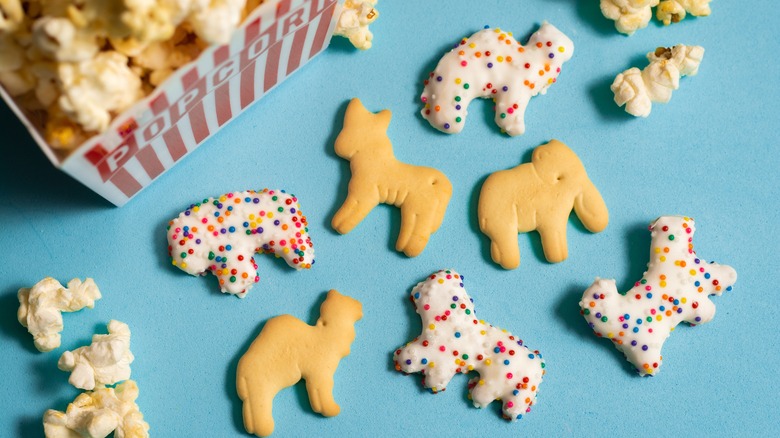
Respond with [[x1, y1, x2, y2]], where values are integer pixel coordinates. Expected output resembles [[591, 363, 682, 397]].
[[201, 89, 220, 134], [124, 156, 152, 186], [253, 50, 269, 100]]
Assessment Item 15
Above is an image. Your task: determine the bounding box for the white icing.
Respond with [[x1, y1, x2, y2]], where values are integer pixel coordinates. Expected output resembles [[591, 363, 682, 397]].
[[17, 278, 101, 352], [611, 44, 704, 117], [394, 270, 545, 421], [420, 24, 573, 136], [334, 0, 379, 50], [580, 216, 737, 376], [43, 380, 150, 438], [58, 320, 134, 391], [167, 189, 315, 297]]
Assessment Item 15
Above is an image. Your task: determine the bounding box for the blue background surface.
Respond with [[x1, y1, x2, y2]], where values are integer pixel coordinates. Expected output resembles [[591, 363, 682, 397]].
[[1, 1, 779, 436]]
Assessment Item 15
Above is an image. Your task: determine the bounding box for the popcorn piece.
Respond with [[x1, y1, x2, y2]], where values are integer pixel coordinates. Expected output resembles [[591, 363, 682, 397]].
[[579, 216, 737, 375], [17, 277, 101, 352], [32, 16, 100, 62], [334, 0, 378, 50], [57, 51, 143, 132], [611, 44, 704, 117], [0, 0, 24, 33], [58, 320, 134, 391], [43, 380, 150, 438], [600, 0, 659, 35], [187, 0, 247, 45], [656, 0, 711, 26]]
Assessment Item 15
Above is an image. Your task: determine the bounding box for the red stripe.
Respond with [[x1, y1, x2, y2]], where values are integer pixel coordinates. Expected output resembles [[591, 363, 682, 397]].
[[264, 41, 283, 93], [151, 93, 169, 115], [136, 146, 165, 180], [182, 68, 199, 89], [164, 127, 187, 162], [309, 2, 336, 59], [245, 17, 261, 43], [214, 45, 230, 65], [215, 82, 233, 126], [85, 144, 108, 166], [276, 0, 292, 19], [189, 102, 210, 144], [286, 23, 309, 76], [109, 168, 142, 198], [240, 61, 256, 109]]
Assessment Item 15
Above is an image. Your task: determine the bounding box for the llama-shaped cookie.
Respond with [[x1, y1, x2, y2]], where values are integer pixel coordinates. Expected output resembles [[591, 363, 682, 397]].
[[332, 98, 452, 257], [394, 270, 545, 421], [236, 290, 362, 437], [420, 23, 573, 136], [167, 189, 315, 297], [580, 216, 737, 376], [478, 140, 608, 269]]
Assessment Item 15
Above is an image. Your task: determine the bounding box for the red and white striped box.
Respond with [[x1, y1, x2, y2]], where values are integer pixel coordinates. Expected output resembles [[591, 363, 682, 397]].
[[0, 0, 340, 206]]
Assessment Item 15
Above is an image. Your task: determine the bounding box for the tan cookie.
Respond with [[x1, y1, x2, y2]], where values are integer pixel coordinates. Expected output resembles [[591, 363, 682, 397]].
[[478, 139, 608, 269], [332, 98, 453, 257], [236, 290, 363, 437]]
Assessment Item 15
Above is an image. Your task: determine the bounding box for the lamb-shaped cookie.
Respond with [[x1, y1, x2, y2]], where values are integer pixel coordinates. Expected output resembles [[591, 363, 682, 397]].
[[332, 98, 452, 257], [17, 277, 101, 352], [237, 290, 363, 437], [43, 380, 150, 438], [420, 23, 573, 136], [394, 270, 545, 421], [58, 320, 134, 390], [580, 216, 737, 376], [478, 140, 608, 269], [612, 45, 704, 117], [167, 189, 315, 297]]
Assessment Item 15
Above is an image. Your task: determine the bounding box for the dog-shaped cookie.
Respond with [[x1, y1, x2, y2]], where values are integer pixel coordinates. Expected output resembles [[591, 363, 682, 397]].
[[394, 270, 545, 421], [580, 216, 736, 375], [332, 98, 452, 257], [478, 139, 608, 269], [236, 290, 363, 437]]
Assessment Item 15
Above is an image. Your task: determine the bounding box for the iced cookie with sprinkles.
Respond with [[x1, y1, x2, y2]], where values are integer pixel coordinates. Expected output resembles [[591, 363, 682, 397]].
[[420, 23, 573, 136], [579, 216, 737, 376], [167, 189, 314, 297], [394, 270, 545, 421]]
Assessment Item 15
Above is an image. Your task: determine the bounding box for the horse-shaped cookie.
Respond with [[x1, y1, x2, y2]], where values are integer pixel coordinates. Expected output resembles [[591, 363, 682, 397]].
[[237, 290, 363, 437], [420, 23, 573, 136], [394, 270, 545, 421], [478, 140, 608, 269], [580, 216, 737, 375], [167, 189, 315, 297], [332, 98, 452, 257]]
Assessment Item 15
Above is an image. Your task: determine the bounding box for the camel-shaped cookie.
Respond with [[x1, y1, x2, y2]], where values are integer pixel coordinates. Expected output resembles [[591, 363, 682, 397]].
[[332, 98, 452, 257], [580, 216, 737, 375], [167, 189, 315, 297], [236, 290, 363, 437], [478, 140, 608, 269], [394, 270, 545, 421], [420, 23, 573, 136]]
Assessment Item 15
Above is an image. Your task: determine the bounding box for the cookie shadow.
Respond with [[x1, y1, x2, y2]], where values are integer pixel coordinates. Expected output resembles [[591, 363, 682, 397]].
[[0, 288, 40, 354], [619, 221, 652, 293]]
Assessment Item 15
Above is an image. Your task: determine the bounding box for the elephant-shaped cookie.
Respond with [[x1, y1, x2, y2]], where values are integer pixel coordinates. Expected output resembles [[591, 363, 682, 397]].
[[478, 140, 608, 269]]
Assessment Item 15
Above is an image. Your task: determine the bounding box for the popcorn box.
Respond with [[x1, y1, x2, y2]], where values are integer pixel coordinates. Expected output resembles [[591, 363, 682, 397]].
[[0, 0, 340, 206]]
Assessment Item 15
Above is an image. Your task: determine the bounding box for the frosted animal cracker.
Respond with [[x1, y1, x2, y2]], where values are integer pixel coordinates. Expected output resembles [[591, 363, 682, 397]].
[[58, 320, 134, 390], [17, 277, 101, 352], [167, 189, 315, 297], [612, 44, 704, 117], [580, 216, 737, 376], [420, 24, 573, 136], [394, 270, 545, 421]]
